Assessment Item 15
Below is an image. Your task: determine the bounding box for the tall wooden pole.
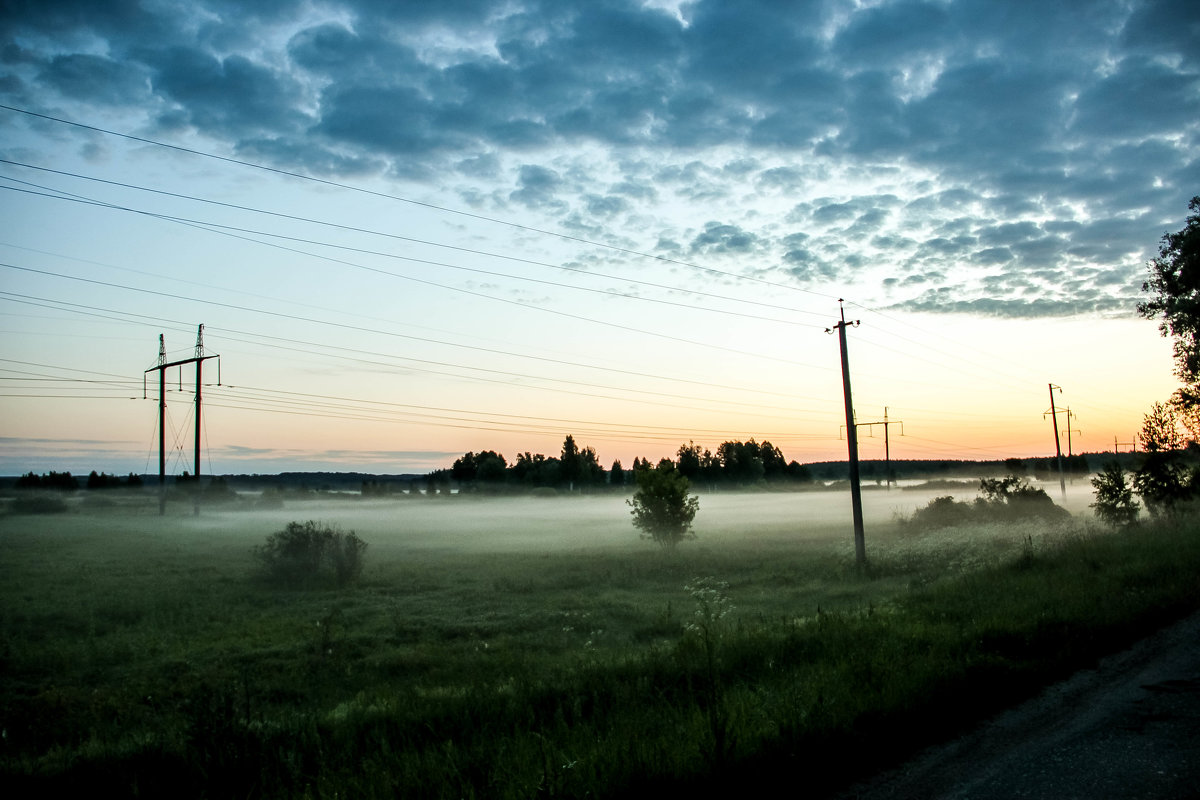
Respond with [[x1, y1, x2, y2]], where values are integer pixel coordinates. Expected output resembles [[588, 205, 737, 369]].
[[830, 301, 866, 567], [1048, 383, 1065, 500]]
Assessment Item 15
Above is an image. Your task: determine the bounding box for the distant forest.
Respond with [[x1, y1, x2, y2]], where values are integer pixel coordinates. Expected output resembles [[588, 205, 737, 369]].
[[3, 441, 1101, 494]]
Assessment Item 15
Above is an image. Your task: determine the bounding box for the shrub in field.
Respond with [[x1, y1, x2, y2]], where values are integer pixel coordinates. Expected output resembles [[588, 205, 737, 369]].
[[11, 494, 69, 514], [254, 521, 366, 588], [628, 459, 699, 548], [901, 495, 975, 530], [902, 474, 1069, 531], [1091, 462, 1140, 526], [976, 475, 1070, 523]]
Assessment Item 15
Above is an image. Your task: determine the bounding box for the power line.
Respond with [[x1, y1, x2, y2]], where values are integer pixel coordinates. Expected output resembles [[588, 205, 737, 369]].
[[0, 102, 839, 302], [0, 157, 830, 322], [0, 187, 830, 369], [0, 278, 827, 410], [0, 178, 807, 328]]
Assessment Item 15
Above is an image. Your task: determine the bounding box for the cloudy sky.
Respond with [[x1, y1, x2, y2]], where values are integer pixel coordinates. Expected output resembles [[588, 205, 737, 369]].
[[1, 0, 1196, 476]]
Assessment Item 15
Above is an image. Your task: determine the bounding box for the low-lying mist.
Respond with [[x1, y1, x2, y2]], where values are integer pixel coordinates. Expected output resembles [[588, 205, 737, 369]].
[[168, 476, 1098, 554]]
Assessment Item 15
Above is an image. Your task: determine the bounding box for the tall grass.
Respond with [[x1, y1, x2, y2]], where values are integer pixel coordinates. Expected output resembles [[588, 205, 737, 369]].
[[1, 500, 1197, 798]]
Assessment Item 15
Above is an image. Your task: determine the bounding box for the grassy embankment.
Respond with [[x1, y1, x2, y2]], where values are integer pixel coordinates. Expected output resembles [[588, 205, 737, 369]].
[[1, 491, 1198, 798]]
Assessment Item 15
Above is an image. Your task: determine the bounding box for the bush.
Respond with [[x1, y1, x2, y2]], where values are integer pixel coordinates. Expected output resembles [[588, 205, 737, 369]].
[[254, 521, 367, 588], [901, 495, 975, 530], [901, 474, 1070, 531], [628, 459, 699, 548], [1091, 462, 1139, 526], [11, 494, 69, 515]]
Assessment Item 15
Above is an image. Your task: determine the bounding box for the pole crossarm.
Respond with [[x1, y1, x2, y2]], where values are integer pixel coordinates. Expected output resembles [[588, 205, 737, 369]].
[[146, 353, 218, 373]]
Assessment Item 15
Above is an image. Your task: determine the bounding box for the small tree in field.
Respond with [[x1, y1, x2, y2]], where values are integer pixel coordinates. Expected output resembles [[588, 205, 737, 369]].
[[1091, 462, 1139, 527], [628, 459, 699, 548]]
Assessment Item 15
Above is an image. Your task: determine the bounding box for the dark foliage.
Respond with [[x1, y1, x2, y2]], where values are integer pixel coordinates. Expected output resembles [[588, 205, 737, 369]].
[[11, 494, 69, 514], [628, 460, 699, 548], [1138, 195, 1200, 385], [1132, 453, 1196, 517], [254, 521, 367, 588], [903, 474, 1070, 531], [14, 471, 78, 490], [1091, 462, 1140, 526]]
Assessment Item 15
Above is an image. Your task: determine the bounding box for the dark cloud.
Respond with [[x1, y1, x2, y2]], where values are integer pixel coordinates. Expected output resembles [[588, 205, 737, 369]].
[[1121, 0, 1200, 67], [832, 1, 955, 66], [689, 221, 760, 256], [509, 163, 566, 210], [38, 53, 149, 105], [141, 46, 308, 137], [2, 0, 1196, 319], [1071, 57, 1200, 138]]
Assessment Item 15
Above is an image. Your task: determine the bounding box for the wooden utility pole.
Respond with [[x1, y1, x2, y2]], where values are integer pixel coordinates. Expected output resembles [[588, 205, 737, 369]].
[[1045, 384, 1066, 500], [1061, 407, 1080, 457], [828, 301, 865, 567], [145, 325, 219, 515], [851, 407, 904, 489]]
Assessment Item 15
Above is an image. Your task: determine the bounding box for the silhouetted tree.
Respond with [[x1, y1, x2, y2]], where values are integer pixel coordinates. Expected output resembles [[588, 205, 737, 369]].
[[1138, 195, 1200, 388], [628, 459, 699, 549], [560, 435, 582, 489], [676, 441, 702, 479], [17, 471, 78, 490], [1132, 401, 1196, 514], [451, 452, 478, 483], [609, 459, 625, 489], [759, 440, 788, 480], [1141, 401, 1185, 452], [717, 440, 765, 484], [475, 451, 507, 483], [785, 460, 813, 482], [1091, 463, 1139, 527]]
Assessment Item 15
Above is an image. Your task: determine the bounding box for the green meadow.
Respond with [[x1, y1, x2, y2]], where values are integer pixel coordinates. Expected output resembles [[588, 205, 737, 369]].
[[2, 488, 1198, 798]]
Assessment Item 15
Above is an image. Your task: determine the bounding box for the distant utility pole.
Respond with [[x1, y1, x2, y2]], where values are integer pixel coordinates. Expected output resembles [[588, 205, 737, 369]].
[[827, 300, 865, 568], [1060, 407, 1081, 457], [851, 407, 904, 489], [1044, 384, 1066, 500], [1114, 435, 1138, 453], [145, 325, 219, 515]]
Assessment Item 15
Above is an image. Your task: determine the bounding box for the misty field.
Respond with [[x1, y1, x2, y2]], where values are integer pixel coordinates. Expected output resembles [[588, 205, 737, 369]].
[[2, 486, 1198, 798]]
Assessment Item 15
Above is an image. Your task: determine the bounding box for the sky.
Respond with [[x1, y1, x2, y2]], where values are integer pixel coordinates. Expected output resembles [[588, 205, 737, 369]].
[[0, 0, 1197, 476]]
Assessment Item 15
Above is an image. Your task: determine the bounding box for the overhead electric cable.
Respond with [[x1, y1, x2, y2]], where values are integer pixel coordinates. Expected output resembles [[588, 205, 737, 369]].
[[0, 266, 823, 402], [0, 158, 830, 321], [0, 103, 839, 301], [0, 184, 829, 369], [0, 292, 826, 418]]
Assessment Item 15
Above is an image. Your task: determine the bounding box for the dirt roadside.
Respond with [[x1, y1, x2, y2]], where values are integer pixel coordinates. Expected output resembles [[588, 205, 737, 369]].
[[835, 608, 1200, 800]]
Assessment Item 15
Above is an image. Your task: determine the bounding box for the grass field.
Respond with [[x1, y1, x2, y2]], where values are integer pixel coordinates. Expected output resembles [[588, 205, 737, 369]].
[[1, 487, 1197, 798]]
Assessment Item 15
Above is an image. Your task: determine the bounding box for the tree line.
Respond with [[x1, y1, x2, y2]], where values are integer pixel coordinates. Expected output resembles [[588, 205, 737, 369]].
[[429, 435, 815, 494], [13, 471, 144, 490]]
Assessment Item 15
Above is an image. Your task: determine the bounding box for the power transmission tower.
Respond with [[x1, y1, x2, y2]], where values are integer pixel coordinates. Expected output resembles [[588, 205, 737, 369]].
[[144, 325, 219, 515], [1114, 435, 1138, 453], [1044, 384, 1066, 500], [849, 407, 904, 489], [827, 300, 865, 568]]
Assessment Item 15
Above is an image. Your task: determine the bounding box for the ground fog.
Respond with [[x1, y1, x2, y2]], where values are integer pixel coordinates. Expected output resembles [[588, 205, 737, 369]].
[[172, 476, 1097, 555]]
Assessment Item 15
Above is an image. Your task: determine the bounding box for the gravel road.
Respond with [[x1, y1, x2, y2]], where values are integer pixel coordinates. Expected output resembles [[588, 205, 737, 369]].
[[835, 609, 1200, 799]]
